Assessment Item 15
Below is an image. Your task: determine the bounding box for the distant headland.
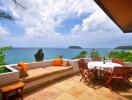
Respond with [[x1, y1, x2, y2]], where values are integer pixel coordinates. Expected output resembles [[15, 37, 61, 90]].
[[115, 46, 132, 50], [68, 46, 82, 49]]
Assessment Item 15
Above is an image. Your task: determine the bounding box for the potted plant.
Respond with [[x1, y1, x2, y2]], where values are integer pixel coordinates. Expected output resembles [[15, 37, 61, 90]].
[[91, 49, 101, 61], [0, 46, 19, 86], [0, 66, 11, 74]]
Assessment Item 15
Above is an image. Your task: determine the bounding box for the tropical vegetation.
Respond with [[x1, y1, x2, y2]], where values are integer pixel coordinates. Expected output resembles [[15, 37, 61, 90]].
[[0, 10, 13, 20], [90, 49, 101, 60], [0, 46, 12, 65], [0, 0, 25, 20], [107, 50, 132, 62], [72, 50, 87, 59], [56, 54, 63, 59], [72, 49, 132, 62]]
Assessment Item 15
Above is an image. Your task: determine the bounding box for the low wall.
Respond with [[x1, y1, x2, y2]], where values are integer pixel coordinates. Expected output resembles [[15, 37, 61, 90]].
[[0, 65, 19, 100], [69, 58, 132, 73], [124, 62, 132, 67], [69, 58, 92, 73], [0, 65, 19, 86]]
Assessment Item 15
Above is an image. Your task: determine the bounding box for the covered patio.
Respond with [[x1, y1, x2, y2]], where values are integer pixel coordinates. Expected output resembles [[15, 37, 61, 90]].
[[0, 0, 132, 100]]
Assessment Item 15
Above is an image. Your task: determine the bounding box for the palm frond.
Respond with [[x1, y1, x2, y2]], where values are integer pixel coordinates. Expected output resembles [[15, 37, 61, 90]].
[[13, 0, 26, 9], [0, 10, 13, 20]]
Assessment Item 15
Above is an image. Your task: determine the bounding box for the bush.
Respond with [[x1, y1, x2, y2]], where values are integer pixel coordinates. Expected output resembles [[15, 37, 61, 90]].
[[107, 50, 132, 62], [72, 50, 87, 59], [0, 46, 12, 65], [90, 49, 101, 60], [56, 54, 63, 59], [0, 51, 6, 65]]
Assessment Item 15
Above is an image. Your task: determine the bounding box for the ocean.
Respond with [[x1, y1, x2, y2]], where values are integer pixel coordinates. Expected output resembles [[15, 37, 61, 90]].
[[4, 48, 113, 64]]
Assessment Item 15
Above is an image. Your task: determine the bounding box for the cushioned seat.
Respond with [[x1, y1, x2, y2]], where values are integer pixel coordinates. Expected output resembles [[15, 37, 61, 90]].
[[46, 66, 73, 73], [21, 68, 53, 83], [21, 66, 73, 83], [10, 60, 74, 92]]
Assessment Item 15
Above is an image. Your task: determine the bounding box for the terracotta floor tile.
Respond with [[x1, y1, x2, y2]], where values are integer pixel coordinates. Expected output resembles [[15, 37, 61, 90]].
[[77, 91, 98, 100], [36, 86, 63, 100], [54, 82, 74, 91], [24, 86, 63, 100], [68, 87, 86, 97], [65, 81, 80, 87], [54, 92, 78, 100]]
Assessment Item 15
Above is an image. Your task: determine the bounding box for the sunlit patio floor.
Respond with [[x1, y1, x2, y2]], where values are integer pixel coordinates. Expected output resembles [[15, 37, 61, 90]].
[[13, 74, 132, 100]]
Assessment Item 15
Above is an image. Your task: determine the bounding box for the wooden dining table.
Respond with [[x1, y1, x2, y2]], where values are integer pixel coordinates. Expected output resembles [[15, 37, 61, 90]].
[[88, 61, 122, 70], [87, 61, 122, 79]]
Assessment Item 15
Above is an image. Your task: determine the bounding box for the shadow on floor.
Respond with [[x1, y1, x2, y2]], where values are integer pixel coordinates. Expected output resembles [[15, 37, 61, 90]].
[[112, 81, 132, 100], [79, 74, 132, 100]]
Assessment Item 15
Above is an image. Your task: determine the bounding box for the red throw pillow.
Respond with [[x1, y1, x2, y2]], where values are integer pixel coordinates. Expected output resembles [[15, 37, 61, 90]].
[[18, 62, 28, 72], [53, 59, 63, 66]]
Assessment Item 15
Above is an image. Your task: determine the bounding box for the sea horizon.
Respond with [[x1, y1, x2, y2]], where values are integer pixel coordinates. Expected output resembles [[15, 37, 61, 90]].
[[10, 47, 115, 49], [5, 48, 115, 64]]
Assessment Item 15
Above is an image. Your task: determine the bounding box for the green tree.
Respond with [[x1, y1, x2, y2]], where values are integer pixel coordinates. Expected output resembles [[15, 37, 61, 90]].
[[0, 46, 12, 65], [72, 50, 87, 59], [0, 0, 26, 20], [90, 49, 100, 60], [107, 50, 132, 62], [0, 51, 6, 65], [0, 10, 13, 20], [79, 50, 87, 58]]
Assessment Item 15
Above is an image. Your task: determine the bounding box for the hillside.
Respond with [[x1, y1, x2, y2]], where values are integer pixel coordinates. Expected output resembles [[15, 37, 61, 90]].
[[115, 46, 132, 50], [68, 46, 82, 49]]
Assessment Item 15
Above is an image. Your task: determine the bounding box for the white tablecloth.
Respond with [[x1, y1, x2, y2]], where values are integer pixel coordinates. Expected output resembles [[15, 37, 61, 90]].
[[88, 61, 122, 70]]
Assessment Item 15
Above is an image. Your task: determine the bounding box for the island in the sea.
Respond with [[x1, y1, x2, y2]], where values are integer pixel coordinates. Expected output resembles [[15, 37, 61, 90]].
[[115, 46, 132, 50], [68, 46, 82, 49]]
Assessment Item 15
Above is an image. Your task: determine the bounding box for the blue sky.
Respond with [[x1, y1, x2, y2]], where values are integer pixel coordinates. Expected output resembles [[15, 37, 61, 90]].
[[0, 0, 132, 48], [0, 19, 24, 37], [55, 13, 91, 34]]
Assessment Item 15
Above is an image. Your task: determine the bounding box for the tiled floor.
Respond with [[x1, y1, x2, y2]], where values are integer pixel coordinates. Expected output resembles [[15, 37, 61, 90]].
[[13, 74, 132, 100]]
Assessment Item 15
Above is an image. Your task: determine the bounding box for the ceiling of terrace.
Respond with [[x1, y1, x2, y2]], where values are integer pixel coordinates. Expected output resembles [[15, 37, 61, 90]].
[[94, 0, 132, 33]]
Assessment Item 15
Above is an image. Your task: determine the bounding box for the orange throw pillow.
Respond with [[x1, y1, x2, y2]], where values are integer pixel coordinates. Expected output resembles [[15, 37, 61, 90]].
[[53, 59, 63, 66], [18, 62, 28, 72]]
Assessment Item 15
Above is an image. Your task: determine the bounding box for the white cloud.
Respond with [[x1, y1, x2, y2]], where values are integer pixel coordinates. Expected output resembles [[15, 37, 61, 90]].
[[2, 0, 97, 38], [0, 26, 9, 36], [0, 26, 9, 46], [0, 0, 132, 47], [69, 7, 132, 48]]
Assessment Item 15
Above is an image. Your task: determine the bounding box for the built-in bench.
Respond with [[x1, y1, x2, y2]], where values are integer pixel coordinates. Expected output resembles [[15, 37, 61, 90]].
[[11, 59, 75, 92]]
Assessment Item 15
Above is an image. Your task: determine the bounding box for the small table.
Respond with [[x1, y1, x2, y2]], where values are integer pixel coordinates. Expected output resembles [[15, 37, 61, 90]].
[[0, 81, 25, 100]]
